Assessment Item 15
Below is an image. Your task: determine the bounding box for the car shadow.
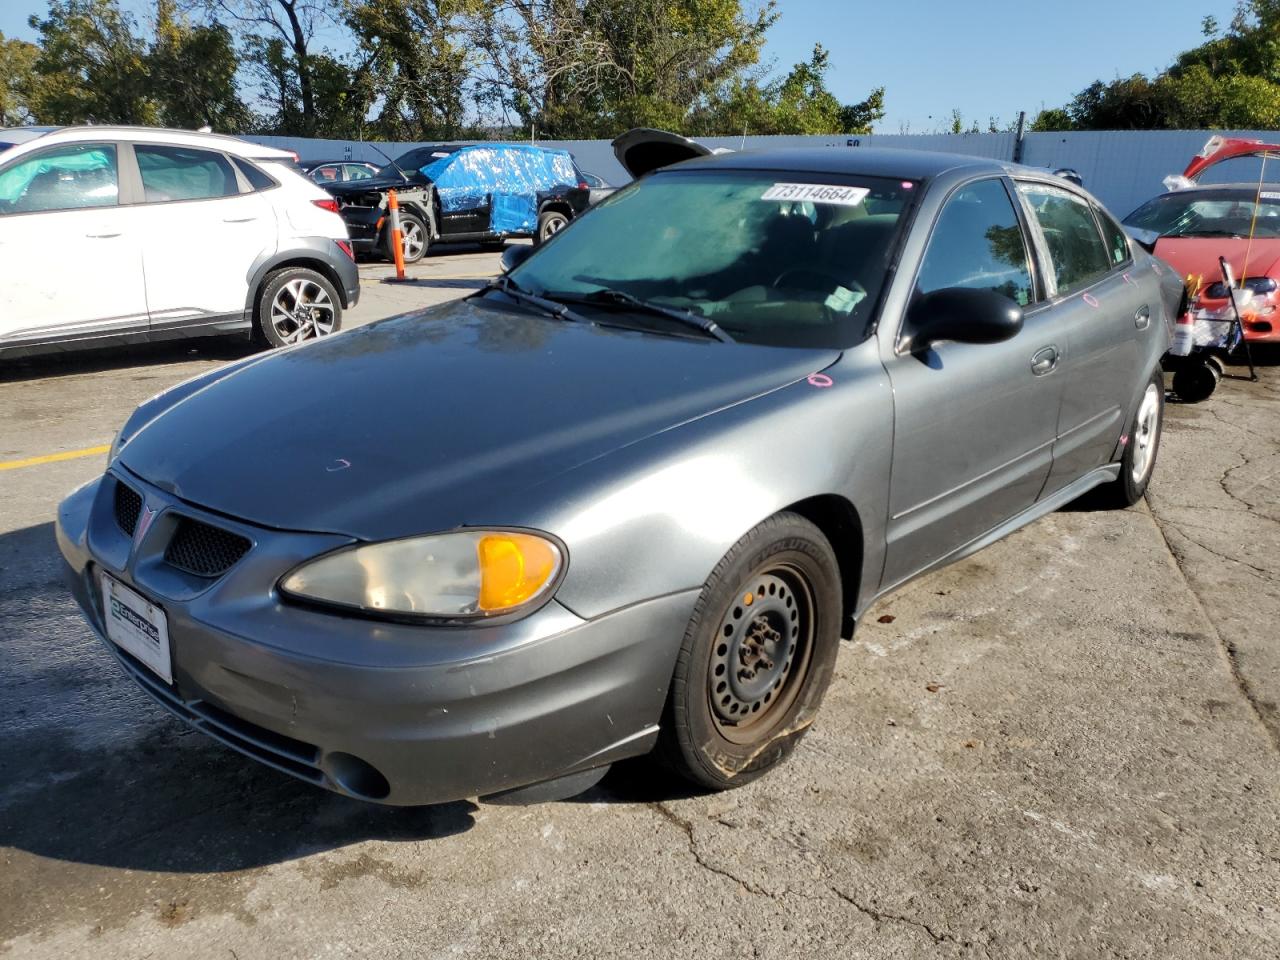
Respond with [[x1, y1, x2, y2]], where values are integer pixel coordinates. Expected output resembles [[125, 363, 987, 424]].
[[0, 337, 259, 385], [0, 521, 475, 876], [380, 277, 490, 290]]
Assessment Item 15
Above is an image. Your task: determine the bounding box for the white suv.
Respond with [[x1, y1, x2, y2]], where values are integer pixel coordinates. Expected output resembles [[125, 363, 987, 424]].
[[0, 126, 360, 359]]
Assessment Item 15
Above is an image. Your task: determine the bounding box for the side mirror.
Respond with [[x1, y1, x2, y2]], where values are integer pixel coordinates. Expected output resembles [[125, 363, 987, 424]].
[[501, 244, 533, 274], [906, 287, 1023, 350]]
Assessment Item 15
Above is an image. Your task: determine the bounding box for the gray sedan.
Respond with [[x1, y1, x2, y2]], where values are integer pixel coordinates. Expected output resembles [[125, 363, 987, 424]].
[[56, 147, 1178, 806]]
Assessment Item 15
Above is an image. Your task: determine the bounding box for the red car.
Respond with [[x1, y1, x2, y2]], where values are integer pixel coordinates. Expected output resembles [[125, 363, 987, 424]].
[[1124, 136, 1280, 343]]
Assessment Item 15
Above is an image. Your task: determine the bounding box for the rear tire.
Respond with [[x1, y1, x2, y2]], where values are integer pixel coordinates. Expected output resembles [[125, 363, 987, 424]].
[[534, 210, 569, 245], [1098, 369, 1164, 507], [1171, 360, 1220, 403], [254, 267, 342, 349], [656, 512, 842, 791]]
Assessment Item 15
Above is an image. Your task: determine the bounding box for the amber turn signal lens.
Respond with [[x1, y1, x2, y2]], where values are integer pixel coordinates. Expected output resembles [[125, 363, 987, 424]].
[[477, 533, 561, 612]]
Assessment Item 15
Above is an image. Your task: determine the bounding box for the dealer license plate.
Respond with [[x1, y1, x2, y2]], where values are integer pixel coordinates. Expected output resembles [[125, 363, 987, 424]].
[[101, 572, 172, 684]]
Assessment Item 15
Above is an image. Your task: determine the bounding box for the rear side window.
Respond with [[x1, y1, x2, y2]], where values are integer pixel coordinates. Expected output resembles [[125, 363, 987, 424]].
[[1019, 183, 1112, 295], [917, 178, 1034, 307], [0, 143, 118, 214], [1096, 206, 1131, 267], [233, 157, 277, 191], [344, 164, 374, 181], [135, 145, 240, 202]]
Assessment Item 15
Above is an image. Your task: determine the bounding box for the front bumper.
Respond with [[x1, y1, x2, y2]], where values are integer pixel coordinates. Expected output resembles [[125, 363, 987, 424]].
[[57, 471, 696, 805]]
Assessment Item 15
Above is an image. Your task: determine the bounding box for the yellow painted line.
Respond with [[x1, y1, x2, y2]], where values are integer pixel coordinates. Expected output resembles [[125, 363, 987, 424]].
[[0, 444, 110, 472]]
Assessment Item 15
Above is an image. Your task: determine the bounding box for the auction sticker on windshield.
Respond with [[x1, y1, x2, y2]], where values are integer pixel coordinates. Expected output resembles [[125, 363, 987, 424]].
[[101, 572, 172, 684], [762, 183, 869, 206]]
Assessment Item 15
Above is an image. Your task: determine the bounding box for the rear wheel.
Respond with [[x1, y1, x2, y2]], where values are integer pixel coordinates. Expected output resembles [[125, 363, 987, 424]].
[[1171, 359, 1220, 403], [535, 209, 569, 245], [657, 512, 842, 790], [1099, 370, 1164, 507], [255, 267, 342, 348]]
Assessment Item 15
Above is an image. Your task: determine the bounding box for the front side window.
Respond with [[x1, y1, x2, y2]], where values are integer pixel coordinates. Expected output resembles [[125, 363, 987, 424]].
[[135, 145, 239, 202], [1019, 182, 1112, 295], [916, 178, 1034, 307], [0, 143, 118, 214], [310, 164, 341, 183], [509, 170, 915, 348]]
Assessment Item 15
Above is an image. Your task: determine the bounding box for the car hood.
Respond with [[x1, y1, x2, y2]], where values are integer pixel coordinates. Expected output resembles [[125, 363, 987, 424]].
[[1152, 236, 1280, 287], [118, 297, 838, 541], [323, 173, 428, 196]]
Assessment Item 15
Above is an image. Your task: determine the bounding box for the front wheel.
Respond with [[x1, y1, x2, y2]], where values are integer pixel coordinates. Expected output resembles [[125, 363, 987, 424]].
[[1100, 369, 1165, 507], [657, 512, 842, 791], [255, 267, 342, 348], [388, 211, 428, 263]]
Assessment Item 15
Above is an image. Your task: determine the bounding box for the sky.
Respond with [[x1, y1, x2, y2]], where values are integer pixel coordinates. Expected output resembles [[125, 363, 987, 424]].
[[0, 0, 1243, 132]]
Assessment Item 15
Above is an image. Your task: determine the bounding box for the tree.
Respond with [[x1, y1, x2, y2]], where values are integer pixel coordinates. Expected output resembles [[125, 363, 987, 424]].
[[25, 0, 156, 125], [0, 33, 39, 126], [345, 0, 471, 140], [1038, 1, 1280, 130], [150, 0, 250, 131], [206, 0, 343, 135], [695, 44, 884, 136]]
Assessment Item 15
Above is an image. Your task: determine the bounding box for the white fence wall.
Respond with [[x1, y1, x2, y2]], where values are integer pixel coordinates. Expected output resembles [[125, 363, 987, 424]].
[[245, 129, 1280, 219]]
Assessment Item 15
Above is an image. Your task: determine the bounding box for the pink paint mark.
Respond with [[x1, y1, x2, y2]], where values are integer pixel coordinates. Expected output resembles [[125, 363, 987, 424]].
[[807, 373, 833, 388], [326, 458, 351, 472], [1082, 293, 1100, 308], [1119, 434, 1129, 447]]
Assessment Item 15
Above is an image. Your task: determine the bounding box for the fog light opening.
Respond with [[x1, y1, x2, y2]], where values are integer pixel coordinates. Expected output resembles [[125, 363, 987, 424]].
[[323, 752, 391, 800]]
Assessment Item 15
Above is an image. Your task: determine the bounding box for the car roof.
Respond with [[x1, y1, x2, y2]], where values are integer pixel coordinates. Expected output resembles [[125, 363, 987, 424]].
[[674, 146, 1012, 182], [0, 126, 58, 146], [0, 125, 294, 159]]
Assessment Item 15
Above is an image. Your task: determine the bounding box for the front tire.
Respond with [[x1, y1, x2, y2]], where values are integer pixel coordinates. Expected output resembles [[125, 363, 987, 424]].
[[657, 512, 842, 791], [255, 267, 342, 349], [1100, 369, 1165, 507], [388, 211, 428, 263]]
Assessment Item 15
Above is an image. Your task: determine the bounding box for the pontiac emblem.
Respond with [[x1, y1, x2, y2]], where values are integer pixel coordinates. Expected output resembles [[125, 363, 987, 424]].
[[134, 504, 157, 546]]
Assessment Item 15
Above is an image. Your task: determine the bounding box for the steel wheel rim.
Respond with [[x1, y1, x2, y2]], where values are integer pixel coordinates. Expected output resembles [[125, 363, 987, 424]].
[[270, 278, 336, 344], [402, 222, 425, 258], [708, 563, 816, 744], [1131, 382, 1161, 483], [542, 216, 566, 239]]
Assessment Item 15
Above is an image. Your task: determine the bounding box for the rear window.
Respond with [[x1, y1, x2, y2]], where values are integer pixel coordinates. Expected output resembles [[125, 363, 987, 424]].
[[136, 145, 240, 202], [1019, 182, 1112, 295]]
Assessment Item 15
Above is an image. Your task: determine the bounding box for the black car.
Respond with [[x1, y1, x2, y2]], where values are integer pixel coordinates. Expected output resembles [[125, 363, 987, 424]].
[[321, 143, 591, 262], [302, 160, 381, 184]]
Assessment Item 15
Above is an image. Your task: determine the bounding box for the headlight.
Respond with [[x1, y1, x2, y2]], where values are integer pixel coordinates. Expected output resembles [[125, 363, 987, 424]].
[[279, 530, 564, 621]]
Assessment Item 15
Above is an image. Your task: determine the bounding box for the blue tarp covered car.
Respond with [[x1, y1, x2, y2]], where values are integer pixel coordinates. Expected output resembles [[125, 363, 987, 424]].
[[322, 142, 592, 262]]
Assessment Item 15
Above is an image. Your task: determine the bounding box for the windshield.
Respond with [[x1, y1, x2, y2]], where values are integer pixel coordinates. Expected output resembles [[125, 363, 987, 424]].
[[1124, 190, 1280, 239], [509, 169, 914, 348], [383, 145, 459, 177]]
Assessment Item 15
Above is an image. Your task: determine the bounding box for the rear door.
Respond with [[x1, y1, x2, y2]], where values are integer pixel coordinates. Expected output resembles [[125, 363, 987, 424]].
[[0, 141, 147, 346], [880, 177, 1065, 589], [126, 142, 277, 334], [1016, 182, 1141, 490]]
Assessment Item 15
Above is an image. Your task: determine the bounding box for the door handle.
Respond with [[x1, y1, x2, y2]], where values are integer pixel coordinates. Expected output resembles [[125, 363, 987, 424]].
[[222, 217, 259, 223], [1134, 304, 1151, 329], [1031, 346, 1059, 376], [85, 231, 122, 238]]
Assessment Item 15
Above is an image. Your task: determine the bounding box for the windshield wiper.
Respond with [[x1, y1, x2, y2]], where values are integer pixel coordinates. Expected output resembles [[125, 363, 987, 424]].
[[484, 275, 592, 326], [546, 288, 733, 343]]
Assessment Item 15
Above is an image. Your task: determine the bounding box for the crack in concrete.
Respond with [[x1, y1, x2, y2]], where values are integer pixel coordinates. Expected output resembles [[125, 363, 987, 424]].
[[1161, 520, 1275, 580], [1146, 505, 1280, 754], [651, 803, 990, 954]]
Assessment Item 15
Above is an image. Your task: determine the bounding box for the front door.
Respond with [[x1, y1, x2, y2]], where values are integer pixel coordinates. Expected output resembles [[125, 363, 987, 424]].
[[1016, 183, 1143, 490], [880, 177, 1066, 590], [0, 142, 147, 347], [127, 143, 277, 333]]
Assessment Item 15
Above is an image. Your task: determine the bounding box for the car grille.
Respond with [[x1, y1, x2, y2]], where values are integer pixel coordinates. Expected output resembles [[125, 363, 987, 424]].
[[114, 481, 143, 536], [164, 517, 251, 578]]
